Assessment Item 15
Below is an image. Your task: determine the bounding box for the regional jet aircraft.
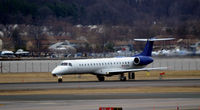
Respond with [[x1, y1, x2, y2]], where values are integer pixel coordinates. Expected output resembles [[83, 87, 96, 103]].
[[52, 38, 174, 83]]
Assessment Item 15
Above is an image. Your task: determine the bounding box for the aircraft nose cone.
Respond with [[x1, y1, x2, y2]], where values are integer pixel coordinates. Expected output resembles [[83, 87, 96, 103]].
[[51, 68, 59, 76], [51, 66, 67, 76]]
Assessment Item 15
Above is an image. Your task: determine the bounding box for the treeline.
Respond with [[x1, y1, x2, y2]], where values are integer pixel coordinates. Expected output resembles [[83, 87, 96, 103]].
[[0, 0, 200, 52], [0, 0, 200, 25], [0, 0, 79, 25]]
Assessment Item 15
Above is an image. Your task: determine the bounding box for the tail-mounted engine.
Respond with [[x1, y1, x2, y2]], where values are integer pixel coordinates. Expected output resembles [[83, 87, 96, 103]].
[[133, 56, 153, 66]]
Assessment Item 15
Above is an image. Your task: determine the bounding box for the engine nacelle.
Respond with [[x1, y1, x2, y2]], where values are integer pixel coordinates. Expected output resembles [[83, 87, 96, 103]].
[[133, 56, 153, 66]]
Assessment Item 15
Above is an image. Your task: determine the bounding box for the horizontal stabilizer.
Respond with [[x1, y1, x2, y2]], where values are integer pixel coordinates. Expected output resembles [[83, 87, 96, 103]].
[[134, 38, 175, 41]]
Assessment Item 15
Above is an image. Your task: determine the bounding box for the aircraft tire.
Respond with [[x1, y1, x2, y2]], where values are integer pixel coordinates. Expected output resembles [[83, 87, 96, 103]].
[[120, 76, 126, 81], [128, 72, 135, 80], [128, 73, 131, 79], [132, 72, 135, 79], [58, 78, 63, 83], [97, 76, 105, 81]]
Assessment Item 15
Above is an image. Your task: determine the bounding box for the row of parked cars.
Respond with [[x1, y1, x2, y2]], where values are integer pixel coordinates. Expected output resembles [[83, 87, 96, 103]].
[[0, 49, 29, 58]]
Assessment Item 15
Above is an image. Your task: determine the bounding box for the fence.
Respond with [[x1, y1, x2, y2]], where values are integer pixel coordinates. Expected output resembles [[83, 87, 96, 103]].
[[0, 60, 61, 73], [0, 58, 200, 73], [149, 58, 200, 71]]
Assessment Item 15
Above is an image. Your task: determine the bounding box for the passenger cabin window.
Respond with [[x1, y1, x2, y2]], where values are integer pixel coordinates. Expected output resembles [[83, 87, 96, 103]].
[[69, 63, 72, 66]]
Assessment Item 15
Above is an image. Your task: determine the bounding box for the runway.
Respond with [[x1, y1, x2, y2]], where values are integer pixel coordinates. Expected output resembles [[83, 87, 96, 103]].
[[1, 79, 200, 90], [1, 93, 200, 101], [0, 79, 200, 110]]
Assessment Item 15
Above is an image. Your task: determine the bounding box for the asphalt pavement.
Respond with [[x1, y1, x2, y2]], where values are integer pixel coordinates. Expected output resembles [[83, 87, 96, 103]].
[[0, 79, 200, 90], [0, 79, 200, 110]]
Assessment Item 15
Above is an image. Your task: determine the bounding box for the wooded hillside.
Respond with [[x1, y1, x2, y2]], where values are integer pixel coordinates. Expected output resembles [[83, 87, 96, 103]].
[[0, 0, 200, 52], [0, 0, 199, 25]]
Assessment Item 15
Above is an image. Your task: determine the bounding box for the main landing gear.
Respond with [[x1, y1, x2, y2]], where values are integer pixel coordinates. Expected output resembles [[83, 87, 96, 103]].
[[57, 76, 63, 83], [97, 75, 105, 81], [128, 72, 135, 80], [119, 72, 135, 81], [120, 73, 126, 81]]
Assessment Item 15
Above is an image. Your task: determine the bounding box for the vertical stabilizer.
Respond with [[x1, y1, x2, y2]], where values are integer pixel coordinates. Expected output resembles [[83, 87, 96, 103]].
[[134, 38, 174, 56], [138, 40, 153, 56]]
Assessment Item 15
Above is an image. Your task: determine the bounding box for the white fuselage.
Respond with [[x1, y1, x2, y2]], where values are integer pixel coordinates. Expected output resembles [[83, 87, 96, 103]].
[[52, 57, 144, 76]]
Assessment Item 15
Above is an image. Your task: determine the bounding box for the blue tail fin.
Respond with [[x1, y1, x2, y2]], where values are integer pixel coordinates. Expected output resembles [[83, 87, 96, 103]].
[[134, 38, 174, 57], [136, 40, 154, 56]]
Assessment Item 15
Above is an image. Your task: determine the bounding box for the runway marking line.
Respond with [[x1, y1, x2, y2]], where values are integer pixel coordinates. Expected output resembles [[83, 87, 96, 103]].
[[0, 86, 200, 95]]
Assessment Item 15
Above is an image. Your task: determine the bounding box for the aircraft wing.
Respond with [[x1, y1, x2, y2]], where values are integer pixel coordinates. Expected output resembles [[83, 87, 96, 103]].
[[95, 67, 167, 75]]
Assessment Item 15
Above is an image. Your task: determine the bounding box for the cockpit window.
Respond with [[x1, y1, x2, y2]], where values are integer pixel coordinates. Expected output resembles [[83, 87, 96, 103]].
[[61, 62, 72, 66], [61, 63, 68, 66]]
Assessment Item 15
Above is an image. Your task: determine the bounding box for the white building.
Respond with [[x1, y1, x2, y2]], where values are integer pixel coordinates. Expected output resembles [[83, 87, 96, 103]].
[[49, 40, 77, 57]]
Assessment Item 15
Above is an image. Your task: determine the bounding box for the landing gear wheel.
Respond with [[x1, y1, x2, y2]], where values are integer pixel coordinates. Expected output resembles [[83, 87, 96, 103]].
[[120, 74, 127, 81], [58, 76, 63, 83], [128, 72, 135, 80], [58, 78, 62, 83], [97, 75, 105, 81], [120, 77, 126, 81]]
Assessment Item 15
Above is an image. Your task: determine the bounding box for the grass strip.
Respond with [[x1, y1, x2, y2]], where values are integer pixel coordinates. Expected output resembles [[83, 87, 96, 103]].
[[0, 86, 200, 95], [0, 71, 200, 83]]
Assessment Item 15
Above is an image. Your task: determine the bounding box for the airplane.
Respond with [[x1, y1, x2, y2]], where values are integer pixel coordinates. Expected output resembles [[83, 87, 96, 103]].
[[51, 38, 174, 83]]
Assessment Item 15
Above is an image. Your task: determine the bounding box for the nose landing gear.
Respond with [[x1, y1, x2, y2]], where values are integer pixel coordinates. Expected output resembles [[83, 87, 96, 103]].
[[97, 75, 105, 81], [57, 76, 63, 83]]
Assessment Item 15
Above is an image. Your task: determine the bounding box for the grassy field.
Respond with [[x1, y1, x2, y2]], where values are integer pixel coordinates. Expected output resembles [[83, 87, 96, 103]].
[[0, 70, 200, 83]]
